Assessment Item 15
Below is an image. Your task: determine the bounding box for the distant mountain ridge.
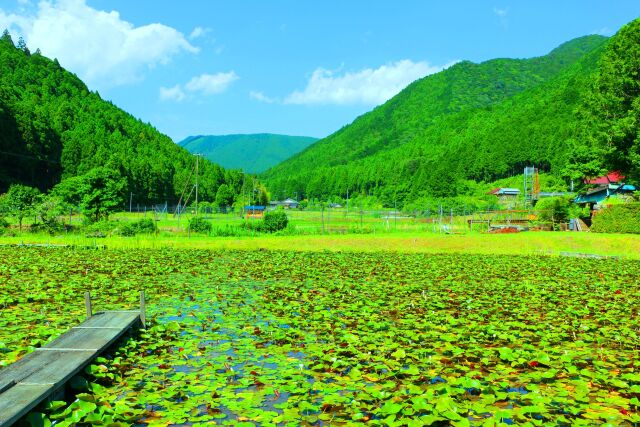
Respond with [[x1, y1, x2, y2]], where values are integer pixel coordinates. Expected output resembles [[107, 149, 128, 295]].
[[178, 133, 318, 174], [262, 34, 611, 206]]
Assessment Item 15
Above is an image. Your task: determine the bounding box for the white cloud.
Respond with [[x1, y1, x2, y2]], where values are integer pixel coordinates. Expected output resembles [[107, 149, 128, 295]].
[[159, 85, 186, 102], [185, 72, 239, 95], [250, 91, 276, 104], [0, 10, 29, 33], [160, 72, 238, 101], [592, 27, 613, 36], [0, 0, 198, 89], [493, 7, 509, 28], [493, 7, 508, 18], [189, 26, 211, 39], [284, 60, 452, 106]]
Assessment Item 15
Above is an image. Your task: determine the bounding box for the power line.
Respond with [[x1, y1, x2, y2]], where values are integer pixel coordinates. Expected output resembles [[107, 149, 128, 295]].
[[0, 149, 60, 164]]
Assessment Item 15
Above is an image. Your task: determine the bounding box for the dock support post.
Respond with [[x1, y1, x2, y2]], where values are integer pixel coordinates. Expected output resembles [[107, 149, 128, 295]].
[[140, 291, 146, 328], [84, 292, 92, 319]]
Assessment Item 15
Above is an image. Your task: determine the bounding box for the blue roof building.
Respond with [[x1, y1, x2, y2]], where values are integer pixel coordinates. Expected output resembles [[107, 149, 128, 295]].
[[574, 184, 636, 204]]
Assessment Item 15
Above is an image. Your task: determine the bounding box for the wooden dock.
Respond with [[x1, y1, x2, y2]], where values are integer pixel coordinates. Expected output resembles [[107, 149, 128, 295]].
[[0, 293, 144, 426]]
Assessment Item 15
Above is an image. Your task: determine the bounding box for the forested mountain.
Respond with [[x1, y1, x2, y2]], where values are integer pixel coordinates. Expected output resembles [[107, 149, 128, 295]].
[[0, 31, 242, 203], [179, 134, 317, 174], [263, 34, 612, 206]]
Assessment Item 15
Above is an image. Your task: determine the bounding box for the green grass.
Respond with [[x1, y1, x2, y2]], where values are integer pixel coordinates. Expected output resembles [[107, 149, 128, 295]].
[[1, 230, 639, 259], [109, 208, 445, 234], [3, 209, 639, 259]]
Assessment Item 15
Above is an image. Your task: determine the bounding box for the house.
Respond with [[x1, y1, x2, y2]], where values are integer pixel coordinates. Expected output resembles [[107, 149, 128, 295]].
[[268, 198, 299, 209], [488, 188, 520, 202], [575, 171, 636, 206], [573, 184, 636, 205], [584, 171, 625, 185], [244, 205, 266, 218]]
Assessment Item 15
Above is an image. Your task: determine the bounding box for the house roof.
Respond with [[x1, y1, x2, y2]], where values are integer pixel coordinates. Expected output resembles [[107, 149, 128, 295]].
[[489, 187, 520, 195], [537, 192, 572, 198], [585, 171, 625, 185], [244, 205, 266, 210], [269, 198, 298, 205]]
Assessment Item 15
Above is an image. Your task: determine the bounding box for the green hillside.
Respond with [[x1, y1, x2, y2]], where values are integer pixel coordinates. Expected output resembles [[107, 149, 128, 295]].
[[263, 34, 610, 206], [0, 31, 242, 203], [179, 134, 317, 174]]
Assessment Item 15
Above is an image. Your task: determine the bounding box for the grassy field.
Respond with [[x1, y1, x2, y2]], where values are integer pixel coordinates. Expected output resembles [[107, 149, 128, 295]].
[[1, 229, 640, 259], [7, 208, 503, 234]]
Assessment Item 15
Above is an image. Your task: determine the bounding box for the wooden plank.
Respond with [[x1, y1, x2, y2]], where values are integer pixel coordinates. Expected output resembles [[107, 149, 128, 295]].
[[0, 353, 47, 391], [140, 291, 146, 328], [45, 326, 123, 351], [84, 292, 92, 319], [0, 384, 52, 425], [0, 311, 140, 427], [79, 311, 140, 328], [17, 350, 97, 386]]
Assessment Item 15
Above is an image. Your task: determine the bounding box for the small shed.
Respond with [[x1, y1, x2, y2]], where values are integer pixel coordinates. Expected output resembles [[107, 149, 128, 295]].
[[489, 188, 521, 202], [282, 198, 299, 209], [268, 198, 299, 209], [244, 205, 266, 218]]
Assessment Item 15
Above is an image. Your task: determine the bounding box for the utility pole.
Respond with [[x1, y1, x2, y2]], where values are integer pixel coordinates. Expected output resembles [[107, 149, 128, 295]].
[[195, 154, 199, 217], [394, 199, 397, 231], [242, 173, 246, 218], [252, 177, 256, 206], [346, 188, 349, 215], [129, 192, 134, 213]]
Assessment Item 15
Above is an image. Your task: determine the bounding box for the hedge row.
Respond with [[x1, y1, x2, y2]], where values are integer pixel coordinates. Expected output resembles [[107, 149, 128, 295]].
[[591, 203, 640, 234]]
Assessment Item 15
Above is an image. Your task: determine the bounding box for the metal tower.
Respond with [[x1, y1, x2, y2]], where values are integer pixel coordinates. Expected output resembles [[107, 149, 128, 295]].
[[524, 166, 540, 203]]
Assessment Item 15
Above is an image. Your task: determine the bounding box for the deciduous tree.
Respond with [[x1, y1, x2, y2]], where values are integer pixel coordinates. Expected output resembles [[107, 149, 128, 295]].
[[3, 184, 41, 230]]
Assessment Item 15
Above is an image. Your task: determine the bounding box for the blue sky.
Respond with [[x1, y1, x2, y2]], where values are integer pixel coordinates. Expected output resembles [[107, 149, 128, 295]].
[[1, 1, 639, 142]]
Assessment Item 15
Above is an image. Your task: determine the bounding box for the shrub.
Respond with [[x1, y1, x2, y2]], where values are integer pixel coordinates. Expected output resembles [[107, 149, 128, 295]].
[[132, 218, 158, 234], [535, 196, 570, 224], [262, 209, 288, 232], [119, 224, 137, 237], [240, 210, 289, 234], [188, 216, 212, 234], [119, 218, 158, 236], [591, 203, 640, 234], [30, 219, 64, 235], [241, 220, 266, 233], [84, 220, 119, 237], [0, 217, 8, 228], [210, 225, 254, 237]]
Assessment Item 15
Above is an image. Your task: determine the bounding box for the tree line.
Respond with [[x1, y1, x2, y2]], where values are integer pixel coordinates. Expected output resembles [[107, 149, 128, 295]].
[[0, 30, 254, 212], [263, 23, 640, 208]]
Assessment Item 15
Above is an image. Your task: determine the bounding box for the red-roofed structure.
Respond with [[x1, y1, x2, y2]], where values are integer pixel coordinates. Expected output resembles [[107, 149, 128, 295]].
[[585, 171, 625, 185]]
